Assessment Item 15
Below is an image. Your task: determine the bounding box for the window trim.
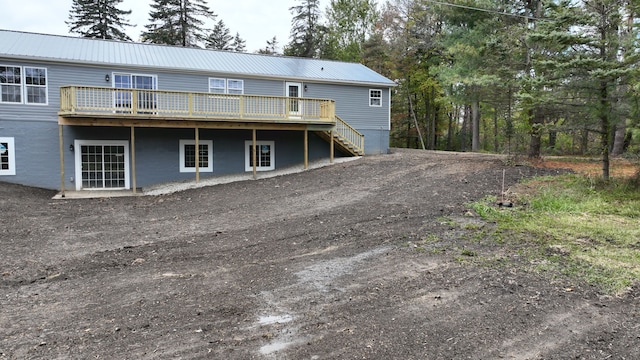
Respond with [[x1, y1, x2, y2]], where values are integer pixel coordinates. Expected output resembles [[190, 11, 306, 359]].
[[179, 139, 213, 173], [0, 65, 48, 105], [0, 137, 16, 176], [244, 140, 275, 172], [369, 89, 382, 107]]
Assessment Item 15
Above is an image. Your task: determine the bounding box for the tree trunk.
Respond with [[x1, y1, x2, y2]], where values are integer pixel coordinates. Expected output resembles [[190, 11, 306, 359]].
[[600, 81, 610, 180], [406, 93, 411, 148], [506, 86, 513, 155], [611, 122, 626, 156], [549, 128, 557, 150], [447, 107, 455, 151], [580, 130, 589, 155], [471, 99, 480, 152], [493, 108, 499, 152], [528, 110, 543, 158], [408, 93, 425, 150], [460, 105, 469, 152], [424, 92, 431, 149], [430, 87, 437, 149]]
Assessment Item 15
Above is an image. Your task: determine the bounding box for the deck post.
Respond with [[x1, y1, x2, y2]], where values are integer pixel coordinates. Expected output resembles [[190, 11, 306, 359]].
[[304, 128, 309, 169], [330, 130, 334, 163], [131, 126, 137, 194], [252, 128, 257, 179], [195, 127, 200, 183], [58, 124, 65, 198]]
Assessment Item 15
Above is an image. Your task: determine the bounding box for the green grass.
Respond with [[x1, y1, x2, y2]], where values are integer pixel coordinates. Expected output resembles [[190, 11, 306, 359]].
[[471, 174, 640, 295]]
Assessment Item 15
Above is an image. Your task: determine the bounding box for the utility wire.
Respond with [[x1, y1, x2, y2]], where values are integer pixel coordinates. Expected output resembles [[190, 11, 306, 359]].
[[423, 0, 545, 21]]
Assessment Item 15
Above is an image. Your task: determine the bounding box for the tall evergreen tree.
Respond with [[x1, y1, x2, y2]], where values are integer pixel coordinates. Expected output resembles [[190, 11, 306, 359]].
[[142, 0, 216, 47], [435, 0, 504, 152], [231, 33, 247, 52], [67, 0, 133, 41], [528, 0, 639, 178], [257, 36, 280, 55], [206, 20, 233, 50], [284, 0, 323, 58]]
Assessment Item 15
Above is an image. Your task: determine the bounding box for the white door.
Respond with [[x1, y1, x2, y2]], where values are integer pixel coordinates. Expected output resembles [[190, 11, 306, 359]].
[[285, 82, 302, 117], [75, 140, 130, 190]]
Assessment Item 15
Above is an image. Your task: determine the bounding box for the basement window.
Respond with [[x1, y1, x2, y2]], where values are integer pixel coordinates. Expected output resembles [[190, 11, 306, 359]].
[[179, 139, 213, 173], [0, 137, 16, 175], [245, 140, 275, 171]]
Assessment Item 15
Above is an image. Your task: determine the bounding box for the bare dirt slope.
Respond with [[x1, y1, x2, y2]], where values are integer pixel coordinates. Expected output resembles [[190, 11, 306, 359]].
[[1, 149, 638, 359]]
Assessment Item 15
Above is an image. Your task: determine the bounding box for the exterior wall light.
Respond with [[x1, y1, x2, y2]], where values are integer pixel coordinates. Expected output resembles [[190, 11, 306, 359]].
[[105, 74, 110, 82], [69, 144, 74, 152], [304, 84, 308, 92]]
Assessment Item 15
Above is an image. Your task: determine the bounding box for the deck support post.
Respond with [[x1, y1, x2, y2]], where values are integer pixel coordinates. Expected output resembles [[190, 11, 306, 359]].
[[131, 126, 137, 194], [58, 124, 65, 198], [252, 128, 257, 179], [304, 128, 309, 169], [329, 130, 334, 163], [195, 127, 200, 183]]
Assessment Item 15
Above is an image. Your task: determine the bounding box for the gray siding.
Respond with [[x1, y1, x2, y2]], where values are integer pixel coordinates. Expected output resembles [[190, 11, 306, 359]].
[[0, 119, 62, 189], [304, 82, 390, 154]]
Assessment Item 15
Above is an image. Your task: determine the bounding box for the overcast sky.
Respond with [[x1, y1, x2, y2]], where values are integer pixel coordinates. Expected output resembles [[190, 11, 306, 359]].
[[0, 0, 330, 52]]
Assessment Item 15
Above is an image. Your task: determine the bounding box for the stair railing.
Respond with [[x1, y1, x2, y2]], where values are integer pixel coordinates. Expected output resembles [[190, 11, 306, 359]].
[[335, 115, 364, 155]]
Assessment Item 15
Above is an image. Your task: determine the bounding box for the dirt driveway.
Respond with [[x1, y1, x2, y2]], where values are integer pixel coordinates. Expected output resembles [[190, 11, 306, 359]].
[[1, 149, 638, 359]]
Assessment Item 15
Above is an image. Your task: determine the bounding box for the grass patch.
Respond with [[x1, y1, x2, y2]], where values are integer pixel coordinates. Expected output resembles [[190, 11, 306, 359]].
[[471, 174, 640, 295]]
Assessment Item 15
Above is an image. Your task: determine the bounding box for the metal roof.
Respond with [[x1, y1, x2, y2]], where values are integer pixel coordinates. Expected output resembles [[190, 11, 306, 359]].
[[0, 30, 395, 87]]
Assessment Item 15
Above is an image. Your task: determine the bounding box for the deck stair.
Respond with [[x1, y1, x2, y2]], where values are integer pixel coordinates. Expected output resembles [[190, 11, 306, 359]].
[[315, 115, 365, 156]]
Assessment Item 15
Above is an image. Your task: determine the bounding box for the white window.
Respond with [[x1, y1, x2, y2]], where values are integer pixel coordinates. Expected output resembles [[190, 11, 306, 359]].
[[227, 79, 244, 94], [179, 139, 213, 173], [0, 137, 16, 176], [209, 78, 244, 94], [0, 65, 48, 105], [245, 140, 275, 171], [0, 66, 21, 103], [24, 67, 48, 104], [209, 78, 226, 94], [369, 89, 382, 107]]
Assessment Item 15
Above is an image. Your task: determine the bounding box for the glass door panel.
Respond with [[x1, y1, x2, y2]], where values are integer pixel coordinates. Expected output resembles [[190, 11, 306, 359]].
[[80, 144, 126, 189]]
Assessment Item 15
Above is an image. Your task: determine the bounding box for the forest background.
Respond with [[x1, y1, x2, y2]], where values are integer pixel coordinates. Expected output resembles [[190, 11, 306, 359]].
[[67, 0, 640, 179]]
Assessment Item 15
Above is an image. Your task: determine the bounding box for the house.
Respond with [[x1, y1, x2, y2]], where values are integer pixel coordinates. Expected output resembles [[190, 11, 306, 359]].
[[0, 30, 395, 194]]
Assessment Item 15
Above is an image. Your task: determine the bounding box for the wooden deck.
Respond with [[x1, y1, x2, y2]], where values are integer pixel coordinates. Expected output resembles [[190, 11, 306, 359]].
[[58, 86, 336, 127], [58, 86, 364, 157]]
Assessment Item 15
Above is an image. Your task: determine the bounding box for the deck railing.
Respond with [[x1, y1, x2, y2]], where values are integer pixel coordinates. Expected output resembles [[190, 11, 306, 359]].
[[59, 86, 336, 124]]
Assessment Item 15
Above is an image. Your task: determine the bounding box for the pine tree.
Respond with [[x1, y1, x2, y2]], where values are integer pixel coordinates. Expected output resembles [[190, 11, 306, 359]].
[[284, 0, 323, 58], [528, 0, 639, 178], [142, 0, 216, 47], [67, 0, 133, 41], [257, 36, 279, 55], [206, 20, 233, 50], [231, 33, 247, 52]]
